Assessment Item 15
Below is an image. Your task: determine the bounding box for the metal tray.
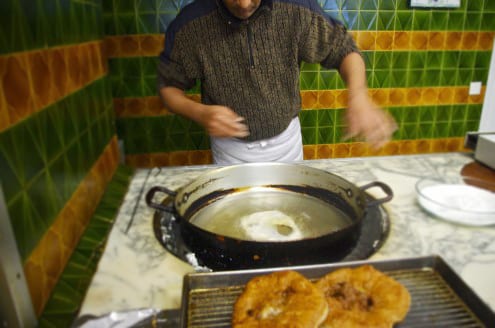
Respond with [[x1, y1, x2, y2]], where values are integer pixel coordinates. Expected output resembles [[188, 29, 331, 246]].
[[180, 255, 495, 327]]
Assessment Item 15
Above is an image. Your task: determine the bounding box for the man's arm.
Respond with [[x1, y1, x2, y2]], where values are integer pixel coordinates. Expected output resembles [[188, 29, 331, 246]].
[[338, 52, 397, 149], [159, 86, 249, 138]]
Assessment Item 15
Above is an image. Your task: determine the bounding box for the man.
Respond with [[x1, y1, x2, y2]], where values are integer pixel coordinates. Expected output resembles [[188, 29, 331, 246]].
[[157, 0, 397, 164]]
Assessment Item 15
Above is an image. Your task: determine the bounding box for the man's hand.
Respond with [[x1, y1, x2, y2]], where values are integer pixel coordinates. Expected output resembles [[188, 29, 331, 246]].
[[345, 89, 397, 149], [338, 52, 397, 149], [199, 105, 250, 138], [159, 86, 249, 138]]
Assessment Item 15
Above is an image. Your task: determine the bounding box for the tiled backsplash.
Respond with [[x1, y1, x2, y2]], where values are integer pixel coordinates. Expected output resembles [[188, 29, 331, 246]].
[[0, 0, 118, 319], [106, 0, 495, 167]]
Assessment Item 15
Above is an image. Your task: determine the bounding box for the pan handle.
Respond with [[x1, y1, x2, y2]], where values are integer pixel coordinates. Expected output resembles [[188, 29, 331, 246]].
[[359, 181, 393, 207], [145, 186, 177, 213]]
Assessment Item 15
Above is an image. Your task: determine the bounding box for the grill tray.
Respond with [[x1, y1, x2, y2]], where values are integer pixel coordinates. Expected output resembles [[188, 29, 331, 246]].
[[181, 255, 495, 327]]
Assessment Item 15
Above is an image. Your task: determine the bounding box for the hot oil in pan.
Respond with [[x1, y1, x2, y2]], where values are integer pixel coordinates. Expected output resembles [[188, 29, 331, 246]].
[[188, 187, 352, 241]]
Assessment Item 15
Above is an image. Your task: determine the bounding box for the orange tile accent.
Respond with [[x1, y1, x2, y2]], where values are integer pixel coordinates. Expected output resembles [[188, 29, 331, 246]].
[[411, 31, 429, 50], [113, 95, 203, 117], [393, 31, 411, 50], [303, 145, 317, 160], [0, 41, 107, 133], [123, 138, 467, 167], [117, 86, 483, 118], [316, 144, 334, 158], [23, 136, 120, 315], [375, 31, 394, 50], [105, 32, 494, 59], [301, 91, 318, 109], [125, 149, 212, 167], [446, 32, 463, 50], [427, 32, 446, 50], [105, 35, 165, 58], [355, 31, 376, 51]]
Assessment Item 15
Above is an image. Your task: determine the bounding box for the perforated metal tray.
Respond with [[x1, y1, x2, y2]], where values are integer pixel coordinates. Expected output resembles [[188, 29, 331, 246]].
[[180, 255, 495, 327]]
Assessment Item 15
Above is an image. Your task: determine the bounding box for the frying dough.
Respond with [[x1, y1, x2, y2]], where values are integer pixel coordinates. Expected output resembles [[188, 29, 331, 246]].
[[315, 265, 411, 328], [240, 210, 303, 241], [232, 270, 328, 328]]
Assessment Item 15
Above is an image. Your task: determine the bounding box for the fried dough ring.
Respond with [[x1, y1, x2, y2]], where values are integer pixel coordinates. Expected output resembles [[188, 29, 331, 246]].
[[315, 265, 411, 328], [232, 270, 328, 328]]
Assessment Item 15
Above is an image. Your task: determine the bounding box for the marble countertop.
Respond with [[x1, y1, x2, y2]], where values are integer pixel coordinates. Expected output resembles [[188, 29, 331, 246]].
[[78, 152, 495, 318]]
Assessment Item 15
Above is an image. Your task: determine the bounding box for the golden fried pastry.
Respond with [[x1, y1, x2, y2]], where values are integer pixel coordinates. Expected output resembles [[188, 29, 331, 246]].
[[232, 270, 328, 328], [315, 265, 411, 328]]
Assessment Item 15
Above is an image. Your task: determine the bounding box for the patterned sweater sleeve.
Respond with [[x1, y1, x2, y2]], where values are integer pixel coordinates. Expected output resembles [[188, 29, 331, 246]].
[[157, 23, 199, 91], [299, 10, 360, 70]]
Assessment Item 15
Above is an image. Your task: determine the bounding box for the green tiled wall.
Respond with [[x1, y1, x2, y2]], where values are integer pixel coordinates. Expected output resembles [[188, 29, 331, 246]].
[[0, 0, 114, 259], [0, 0, 104, 55], [106, 0, 494, 157]]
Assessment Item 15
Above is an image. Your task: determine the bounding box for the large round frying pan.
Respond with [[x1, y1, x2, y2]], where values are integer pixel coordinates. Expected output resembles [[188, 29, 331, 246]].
[[145, 162, 392, 270]]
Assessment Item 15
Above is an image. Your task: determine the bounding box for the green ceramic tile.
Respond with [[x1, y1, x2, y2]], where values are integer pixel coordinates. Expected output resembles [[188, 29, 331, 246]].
[[443, 51, 460, 67], [302, 127, 317, 145], [377, 11, 395, 30], [430, 11, 449, 30], [378, 0, 396, 10], [423, 69, 442, 86], [361, 0, 378, 10], [400, 123, 418, 139], [115, 0, 135, 12], [449, 122, 466, 136], [456, 69, 474, 85], [0, 138, 22, 204], [391, 52, 409, 70], [341, 10, 358, 29], [435, 106, 451, 122], [450, 105, 467, 121], [317, 109, 336, 127], [189, 132, 210, 150], [464, 13, 482, 30], [359, 11, 378, 30], [342, 0, 359, 10], [27, 171, 62, 229], [391, 70, 408, 87], [317, 127, 334, 144], [318, 71, 339, 89], [395, 11, 413, 30], [9, 192, 46, 260], [458, 52, 476, 69], [475, 52, 492, 69], [407, 69, 425, 87], [466, 104, 482, 121], [374, 52, 392, 69], [439, 69, 457, 85], [418, 123, 434, 138], [401, 107, 419, 124], [320, 0, 339, 11], [467, 0, 484, 11], [426, 52, 443, 69], [472, 69, 488, 83], [374, 70, 392, 88], [300, 72, 319, 90], [299, 110, 318, 128], [409, 52, 426, 70], [137, 14, 159, 34], [447, 12, 466, 31], [396, 0, 409, 10], [485, 1, 495, 11], [418, 106, 436, 122], [413, 11, 431, 30], [433, 122, 450, 138], [466, 121, 480, 132]]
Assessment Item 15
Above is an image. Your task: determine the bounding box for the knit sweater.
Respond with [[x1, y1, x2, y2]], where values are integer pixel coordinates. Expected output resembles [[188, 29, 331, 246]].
[[157, 0, 359, 141]]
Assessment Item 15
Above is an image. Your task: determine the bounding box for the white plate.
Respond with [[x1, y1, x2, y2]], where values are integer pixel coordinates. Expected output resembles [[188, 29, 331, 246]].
[[416, 177, 495, 226]]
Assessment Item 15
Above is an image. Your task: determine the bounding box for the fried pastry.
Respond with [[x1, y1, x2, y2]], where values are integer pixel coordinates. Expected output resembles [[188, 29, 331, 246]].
[[232, 270, 328, 328], [315, 265, 411, 328]]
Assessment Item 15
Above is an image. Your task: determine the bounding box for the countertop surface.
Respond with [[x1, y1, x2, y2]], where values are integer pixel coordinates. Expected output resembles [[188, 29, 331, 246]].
[[78, 152, 495, 318]]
